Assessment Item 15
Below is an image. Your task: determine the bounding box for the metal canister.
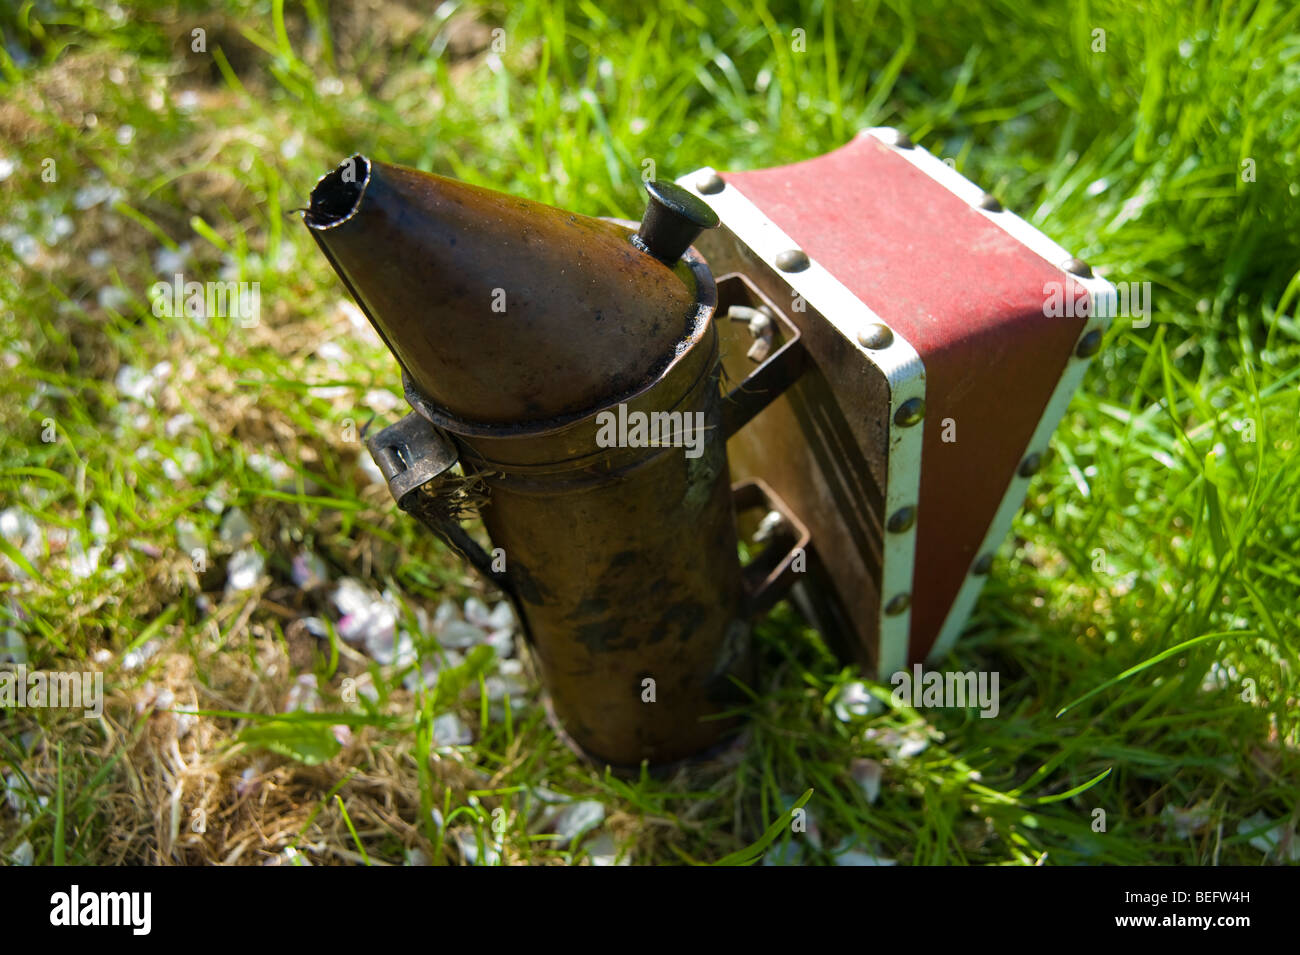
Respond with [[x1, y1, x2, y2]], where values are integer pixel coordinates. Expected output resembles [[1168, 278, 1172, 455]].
[[303, 160, 783, 766]]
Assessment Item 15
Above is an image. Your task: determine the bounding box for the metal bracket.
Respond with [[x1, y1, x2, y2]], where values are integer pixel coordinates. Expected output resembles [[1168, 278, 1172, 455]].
[[366, 411, 508, 591], [734, 478, 813, 617], [366, 411, 459, 508], [721, 295, 806, 440]]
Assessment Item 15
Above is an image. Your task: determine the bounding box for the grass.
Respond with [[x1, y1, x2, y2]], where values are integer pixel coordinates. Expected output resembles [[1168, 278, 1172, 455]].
[[0, 0, 1297, 865]]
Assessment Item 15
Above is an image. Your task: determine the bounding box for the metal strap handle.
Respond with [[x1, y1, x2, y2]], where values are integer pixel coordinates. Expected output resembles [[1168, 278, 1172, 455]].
[[365, 412, 510, 590]]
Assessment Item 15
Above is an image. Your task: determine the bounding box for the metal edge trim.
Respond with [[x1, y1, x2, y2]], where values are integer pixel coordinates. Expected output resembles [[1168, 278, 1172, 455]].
[[679, 166, 926, 678], [855, 128, 1118, 662]]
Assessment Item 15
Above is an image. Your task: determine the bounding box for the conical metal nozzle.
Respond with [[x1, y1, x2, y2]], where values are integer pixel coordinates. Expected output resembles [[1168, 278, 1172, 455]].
[[304, 156, 711, 427]]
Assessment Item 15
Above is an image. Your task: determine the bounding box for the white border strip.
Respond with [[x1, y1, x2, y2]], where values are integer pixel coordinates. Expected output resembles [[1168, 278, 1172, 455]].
[[855, 128, 1117, 663], [679, 167, 925, 678]]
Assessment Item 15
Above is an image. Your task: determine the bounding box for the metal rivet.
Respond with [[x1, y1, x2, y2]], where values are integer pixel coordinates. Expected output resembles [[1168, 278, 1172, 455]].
[[858, 323, 894, 349], [1064, 257, 1093, 278], [1075, 329, 1103, 359], [696, 172, 725, 195], [1018, 452, 1043, 478], [884, 593, 911, 615], [894, 397, 925, 427], [880, 128, 914, 149], [977, 193, 1002, 212], [775, 249, 810, 272], [972, 553, 994, 576], [887, 506, 916, 533]]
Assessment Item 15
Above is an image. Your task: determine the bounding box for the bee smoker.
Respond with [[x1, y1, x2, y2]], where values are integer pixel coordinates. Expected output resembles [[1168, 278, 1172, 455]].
[[303, 158, 807, 767], [303, 130, 1114, 767]]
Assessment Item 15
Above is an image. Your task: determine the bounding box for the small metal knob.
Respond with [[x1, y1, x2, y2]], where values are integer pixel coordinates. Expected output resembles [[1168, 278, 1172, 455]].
[[894, 397, 926, 427], [859, 323, 893, 349], [636, 180, 720, 264], [887, 506, 916, 533], [884, 593, 912, 615], [1064, 257, 1093, 278], [1075, 329, 1103, 358]]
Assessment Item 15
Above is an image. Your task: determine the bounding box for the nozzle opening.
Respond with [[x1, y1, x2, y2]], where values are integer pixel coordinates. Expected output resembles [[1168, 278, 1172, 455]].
[[305, 155, 371, 229]]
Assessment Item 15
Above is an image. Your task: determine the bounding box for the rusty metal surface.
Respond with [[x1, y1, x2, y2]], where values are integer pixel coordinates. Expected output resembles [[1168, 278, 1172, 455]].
[[473, 353, 754, 766], [306, 156, 710, 428]]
